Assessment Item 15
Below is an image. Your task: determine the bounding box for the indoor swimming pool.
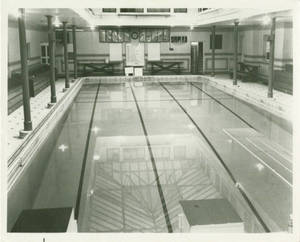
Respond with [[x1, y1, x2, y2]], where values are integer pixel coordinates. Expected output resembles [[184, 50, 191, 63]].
[[8, 79, 293, 233]]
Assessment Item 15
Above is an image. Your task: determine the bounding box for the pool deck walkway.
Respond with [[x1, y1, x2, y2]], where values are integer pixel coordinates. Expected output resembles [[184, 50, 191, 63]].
[[202, 74, 293, 122], [6, 78, 81, 162]]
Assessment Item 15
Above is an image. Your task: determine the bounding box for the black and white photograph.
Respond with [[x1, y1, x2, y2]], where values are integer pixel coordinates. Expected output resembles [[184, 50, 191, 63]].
[[0, 1, 299, 242]]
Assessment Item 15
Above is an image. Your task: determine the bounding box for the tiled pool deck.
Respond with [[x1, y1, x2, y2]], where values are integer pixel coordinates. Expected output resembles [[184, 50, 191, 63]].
[[204, 75, 292, 121]]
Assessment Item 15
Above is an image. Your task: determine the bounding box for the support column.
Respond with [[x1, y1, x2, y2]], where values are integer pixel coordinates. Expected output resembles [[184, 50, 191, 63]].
[[233, 21, 239, 85], [211, 25, 216, 76], [46, 15, 57, 103], [72, 25, 78, 79], [18, 8, 32, 131], [63, 21, 70, 88], [268, 17, 276, 98]]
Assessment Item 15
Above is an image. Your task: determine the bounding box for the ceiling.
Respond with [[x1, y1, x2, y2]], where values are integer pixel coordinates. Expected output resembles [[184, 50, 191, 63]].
[[8, 8, 293, 29]]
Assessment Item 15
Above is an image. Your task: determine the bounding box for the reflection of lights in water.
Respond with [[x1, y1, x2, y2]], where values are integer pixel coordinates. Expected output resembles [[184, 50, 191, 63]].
[[58, 144, 68, 152], [256, 163, 264, 171], [187, 124, 196, 129], [91, 126, 100, 134], [235, 182, 241, 188], [88, 189, 94, 196], [93, 154, 100, 160]]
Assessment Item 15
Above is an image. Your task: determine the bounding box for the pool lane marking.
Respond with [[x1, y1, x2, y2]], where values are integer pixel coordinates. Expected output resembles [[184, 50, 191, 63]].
[[246, 138, 292, 173], [75, 97, 234, 104], [223, 129, 292, 188], [189, 83, 293, 182], [190, 82, 256, 130], [129, 83, 173, 233], [159, 82, 271, 232], [75, 82, 101, 219]]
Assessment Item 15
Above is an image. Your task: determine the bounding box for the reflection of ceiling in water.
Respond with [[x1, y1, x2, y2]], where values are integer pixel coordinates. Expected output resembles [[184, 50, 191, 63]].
[[90, 134, 209, 187], [83, 133, 221, 232]]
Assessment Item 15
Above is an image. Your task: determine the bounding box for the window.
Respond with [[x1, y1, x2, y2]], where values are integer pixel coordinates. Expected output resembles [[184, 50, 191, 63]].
[[147, 8, 170, 13], [102, 8, 116, 13], [198, 8, 211, 12], [174, 8, 187, 13], [171, 36, 187, 43], [40, 43, 49, 64], [120, 8, 144, 13], [210, 34, 222, 49]]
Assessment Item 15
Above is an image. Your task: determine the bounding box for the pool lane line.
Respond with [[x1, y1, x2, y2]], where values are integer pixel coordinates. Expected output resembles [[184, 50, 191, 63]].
[[159, 82, 271, 232], [75, 97, 234, 104], [129, 83, 173, 233], [190, 82, 256, 130], [75, 82, 101, 220]]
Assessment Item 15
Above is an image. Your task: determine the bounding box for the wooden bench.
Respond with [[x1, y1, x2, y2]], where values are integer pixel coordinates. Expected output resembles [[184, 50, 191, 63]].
[[236, 62, 260, 82], [273, 66, 293, 94], [78, 61, 122, 76], [8, 63, 56, 114], [148, 61, 183, 75]]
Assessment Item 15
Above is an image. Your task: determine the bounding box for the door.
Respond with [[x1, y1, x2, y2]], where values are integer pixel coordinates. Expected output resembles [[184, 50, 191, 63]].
[[198, 42, 203, 74], [191, 42, 204, 74], [190, 42, 198, 74]]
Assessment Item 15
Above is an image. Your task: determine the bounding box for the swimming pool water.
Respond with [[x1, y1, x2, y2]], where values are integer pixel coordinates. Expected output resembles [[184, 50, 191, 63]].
[[25, 80, 292, 232]]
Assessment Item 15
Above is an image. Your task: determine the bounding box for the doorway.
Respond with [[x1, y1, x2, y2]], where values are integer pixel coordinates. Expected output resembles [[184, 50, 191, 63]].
[[190, 42, 203, 74]]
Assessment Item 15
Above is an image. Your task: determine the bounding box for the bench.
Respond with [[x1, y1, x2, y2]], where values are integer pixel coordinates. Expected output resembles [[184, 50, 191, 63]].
[[236, 62, 260, 82], [273, 64, 293, 94], [148, 61, 183, 75], [78, 61, 122, 76], [8, 63, 56, 114]]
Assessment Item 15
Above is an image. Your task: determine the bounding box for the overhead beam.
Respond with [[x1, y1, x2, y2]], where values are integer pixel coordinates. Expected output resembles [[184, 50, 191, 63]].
[[18, 8, 32, 131]]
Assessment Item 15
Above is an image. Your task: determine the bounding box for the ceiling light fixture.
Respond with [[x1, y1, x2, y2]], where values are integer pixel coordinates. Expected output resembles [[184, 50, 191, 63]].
[[72, 9, 97, 30], [53, 16, 61, 27], [262, 15, 271, 25], [256, 163, 264, 171], [10, 8, 21, 18]]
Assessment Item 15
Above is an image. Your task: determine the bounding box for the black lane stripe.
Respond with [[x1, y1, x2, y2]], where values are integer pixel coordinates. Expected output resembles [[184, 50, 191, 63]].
[[75, 82, 101, 219], [75, 97, 234, 104], [190, 82, 256, 129], [159, 82, 270, 233], [129, 83, 173, 233]]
